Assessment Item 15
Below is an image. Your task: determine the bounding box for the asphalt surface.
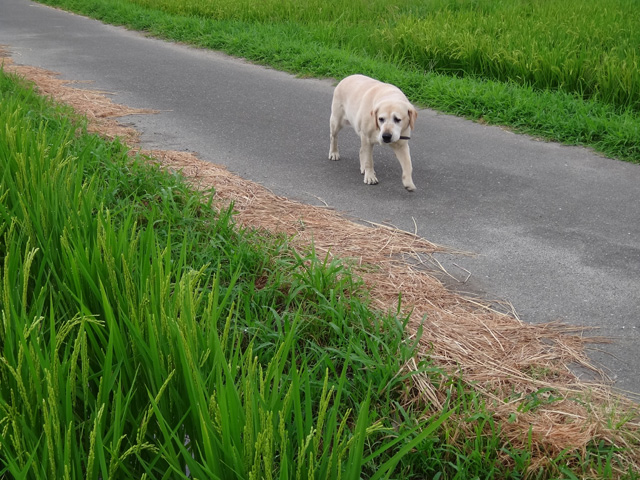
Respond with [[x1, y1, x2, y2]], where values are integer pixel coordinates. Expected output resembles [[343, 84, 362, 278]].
[[2, 0, 639, 397]]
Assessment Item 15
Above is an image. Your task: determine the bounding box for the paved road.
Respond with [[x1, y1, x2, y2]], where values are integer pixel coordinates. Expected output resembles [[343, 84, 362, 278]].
[[2, 0, 639, 397]]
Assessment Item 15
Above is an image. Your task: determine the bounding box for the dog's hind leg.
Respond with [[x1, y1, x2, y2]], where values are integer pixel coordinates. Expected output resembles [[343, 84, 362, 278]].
[[328, 105, 344, 161]]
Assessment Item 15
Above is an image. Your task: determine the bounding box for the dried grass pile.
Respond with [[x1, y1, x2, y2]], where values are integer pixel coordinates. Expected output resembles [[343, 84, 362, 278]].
[[3, 49, 638, 476], [141, 149, 640, 474], [1, 50, 155, 144]]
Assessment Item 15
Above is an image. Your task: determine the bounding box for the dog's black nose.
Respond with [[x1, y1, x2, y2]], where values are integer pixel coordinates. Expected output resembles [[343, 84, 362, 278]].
[[382, 133, 392, 143]]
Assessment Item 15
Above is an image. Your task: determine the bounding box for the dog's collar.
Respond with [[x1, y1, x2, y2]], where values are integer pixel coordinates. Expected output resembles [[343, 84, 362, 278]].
[[400, 136, 411, 140]]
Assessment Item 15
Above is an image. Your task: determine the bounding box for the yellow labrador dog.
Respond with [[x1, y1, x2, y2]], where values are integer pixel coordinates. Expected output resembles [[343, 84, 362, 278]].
[[329, 74, 418, 191]]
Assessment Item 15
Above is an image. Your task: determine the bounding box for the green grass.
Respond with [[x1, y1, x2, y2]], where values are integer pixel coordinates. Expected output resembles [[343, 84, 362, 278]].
[[2, 63, 639, 479], [0, 67, 448, 478], [32, 0, 640, 163], [128, 0, 640, 110]]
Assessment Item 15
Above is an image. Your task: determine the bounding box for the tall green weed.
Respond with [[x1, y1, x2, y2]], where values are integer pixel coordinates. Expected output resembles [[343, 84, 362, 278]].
[[2, 66, 637, 480], [0, 70, 454, 478]]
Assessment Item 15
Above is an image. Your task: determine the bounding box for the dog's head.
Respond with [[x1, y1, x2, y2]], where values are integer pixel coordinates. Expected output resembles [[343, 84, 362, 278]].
[[373, 101, 417, 144]]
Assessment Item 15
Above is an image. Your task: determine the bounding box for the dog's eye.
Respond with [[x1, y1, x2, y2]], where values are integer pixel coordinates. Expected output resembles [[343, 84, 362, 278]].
[[378, 117, 385, 124], [393, 116, 401, 124]]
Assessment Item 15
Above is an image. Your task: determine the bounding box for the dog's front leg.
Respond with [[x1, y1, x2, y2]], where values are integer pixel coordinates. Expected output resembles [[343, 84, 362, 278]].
[[391, 143, 416, 191], [359, 140, 378, 185]]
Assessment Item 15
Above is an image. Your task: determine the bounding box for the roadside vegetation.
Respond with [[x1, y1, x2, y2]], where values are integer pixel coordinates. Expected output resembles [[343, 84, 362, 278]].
[[34, 0, 640, 163], [3, 0, 640, 478], [0, 69, 441, 479], [2, 63, 639, 478]]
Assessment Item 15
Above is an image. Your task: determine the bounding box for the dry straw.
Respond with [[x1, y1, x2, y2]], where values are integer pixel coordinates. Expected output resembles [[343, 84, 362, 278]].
[[3, 49, 638, 475]]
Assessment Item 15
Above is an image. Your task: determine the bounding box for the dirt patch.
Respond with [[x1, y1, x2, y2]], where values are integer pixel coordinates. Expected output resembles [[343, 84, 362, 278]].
[[3, 49, 638, 475]]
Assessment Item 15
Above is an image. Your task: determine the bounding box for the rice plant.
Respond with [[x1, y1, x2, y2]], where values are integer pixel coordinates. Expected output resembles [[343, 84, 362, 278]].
[[110, 0, 640, 111], [2, 67, 638, 478], [32, 0, 640, 163], [0, 70, 457, 478]]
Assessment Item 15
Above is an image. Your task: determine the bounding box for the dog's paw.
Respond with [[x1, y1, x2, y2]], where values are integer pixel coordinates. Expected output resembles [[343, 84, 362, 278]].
[[404, 180, 416, 191], [403, 176, 416, 192], [328, 151, 340, 161], [364, 171, 378, 185]]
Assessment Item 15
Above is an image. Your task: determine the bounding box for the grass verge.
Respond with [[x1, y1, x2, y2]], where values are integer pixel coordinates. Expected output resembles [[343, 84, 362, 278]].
[[1, 62, 639, 478], [31, 0, 640, 163], [0, 66, 449, 478]]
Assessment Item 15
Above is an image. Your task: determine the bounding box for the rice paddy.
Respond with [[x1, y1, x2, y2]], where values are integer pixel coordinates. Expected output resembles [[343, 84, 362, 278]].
[[33, 0, 640, 163]]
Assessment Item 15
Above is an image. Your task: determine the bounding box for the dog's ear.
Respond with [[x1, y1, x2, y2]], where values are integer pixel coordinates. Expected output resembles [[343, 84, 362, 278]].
[[408, 107, 418, 130], [372, 108, 379, 130]]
